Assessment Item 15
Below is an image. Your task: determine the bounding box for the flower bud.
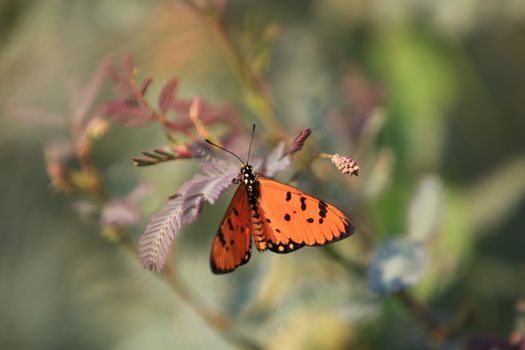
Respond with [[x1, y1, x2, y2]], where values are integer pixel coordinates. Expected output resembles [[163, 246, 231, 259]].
[[331, 154, 359, 176]]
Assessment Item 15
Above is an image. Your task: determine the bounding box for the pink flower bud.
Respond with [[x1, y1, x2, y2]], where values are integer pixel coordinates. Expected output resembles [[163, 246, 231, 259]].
[[287, 128, 311, 155]]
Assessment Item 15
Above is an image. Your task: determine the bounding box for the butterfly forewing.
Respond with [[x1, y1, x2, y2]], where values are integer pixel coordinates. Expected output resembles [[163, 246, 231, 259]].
[[257, 177, 354, 253], [210, 185, 252, 274]]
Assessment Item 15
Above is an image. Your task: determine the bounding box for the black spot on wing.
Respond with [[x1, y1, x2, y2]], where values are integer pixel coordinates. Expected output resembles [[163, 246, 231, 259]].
[[227, 218, 234, 231], [266, 218, 272, 223], [306, 218, 314, 223], [284, 214, 291, 221], [318, 200, 328, 218], [286, 191, 292, 201], [233, 207, 239, 216], [311, 217, 355, 246], [210, 236, 252, 274], [217, 229, 226, 246], [300, 197, 307, 211]]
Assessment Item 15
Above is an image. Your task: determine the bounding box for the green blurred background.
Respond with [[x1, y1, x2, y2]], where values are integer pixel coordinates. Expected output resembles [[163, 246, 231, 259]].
[[1, 1, 525, 349]]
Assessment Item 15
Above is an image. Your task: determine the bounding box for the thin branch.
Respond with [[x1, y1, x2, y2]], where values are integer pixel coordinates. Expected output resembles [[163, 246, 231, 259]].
[[181, 0, 286, 137], [163, 263, 265, 349], [163, 263, 230, 330], [394, 290, 473, 344], [321, 244, 471, 344], [394, 290, 444, 340], [103, 210, 264, 350]]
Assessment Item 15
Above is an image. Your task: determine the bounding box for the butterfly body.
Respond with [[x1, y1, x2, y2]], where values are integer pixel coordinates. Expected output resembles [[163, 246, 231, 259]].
[[210, 162, 355, 274], [240, 164, 267, 251]]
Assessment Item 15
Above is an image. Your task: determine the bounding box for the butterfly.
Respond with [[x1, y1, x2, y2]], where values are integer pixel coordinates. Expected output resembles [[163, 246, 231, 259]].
[[206, 130, 355, 274]]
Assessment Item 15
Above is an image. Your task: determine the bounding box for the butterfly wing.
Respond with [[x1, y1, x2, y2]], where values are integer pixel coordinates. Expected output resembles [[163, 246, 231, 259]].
[[210, 185, 252, 274], [257, 177, 354, 254]]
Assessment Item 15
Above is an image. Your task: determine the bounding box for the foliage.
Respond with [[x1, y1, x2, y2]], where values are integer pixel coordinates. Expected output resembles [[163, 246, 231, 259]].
[[4, 0, 525, 349]]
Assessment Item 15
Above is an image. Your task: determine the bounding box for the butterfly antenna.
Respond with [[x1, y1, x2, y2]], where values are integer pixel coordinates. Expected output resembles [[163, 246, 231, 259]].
[[205, 139, 245, 165], [246, 124, 256, 164]]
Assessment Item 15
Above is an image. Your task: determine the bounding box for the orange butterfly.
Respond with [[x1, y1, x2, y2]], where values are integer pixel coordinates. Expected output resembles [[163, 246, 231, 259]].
[[206, 134, 355, 274]]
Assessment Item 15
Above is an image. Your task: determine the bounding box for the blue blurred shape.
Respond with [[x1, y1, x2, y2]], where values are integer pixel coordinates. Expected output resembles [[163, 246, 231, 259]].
[[367, 238, 428, 294]]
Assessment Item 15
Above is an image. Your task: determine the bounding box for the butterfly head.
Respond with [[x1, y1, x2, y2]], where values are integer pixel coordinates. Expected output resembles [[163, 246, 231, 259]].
[[241, 163, 253, 174], [240, 163, 259, 203]]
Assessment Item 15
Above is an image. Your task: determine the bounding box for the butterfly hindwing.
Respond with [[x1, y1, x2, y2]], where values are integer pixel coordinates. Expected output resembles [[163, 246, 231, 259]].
[[257, 177, 354, 254], [210, 185, 252, 274]]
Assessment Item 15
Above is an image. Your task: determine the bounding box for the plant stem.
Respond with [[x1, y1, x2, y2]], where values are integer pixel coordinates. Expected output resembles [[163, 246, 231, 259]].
[[394, 290, 444, 341], [109, 225, 263, 350], [394, 290, 473, 343], [321, 244, 467, 344], [163, 262, 230, 331], [163, 263, 265, 350], [181, 0, 286, 137]]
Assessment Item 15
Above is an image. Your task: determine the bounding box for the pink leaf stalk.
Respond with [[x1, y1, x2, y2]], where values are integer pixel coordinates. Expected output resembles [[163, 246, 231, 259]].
[[158, 78, 178, 113], [140, 78, 154, 96]]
